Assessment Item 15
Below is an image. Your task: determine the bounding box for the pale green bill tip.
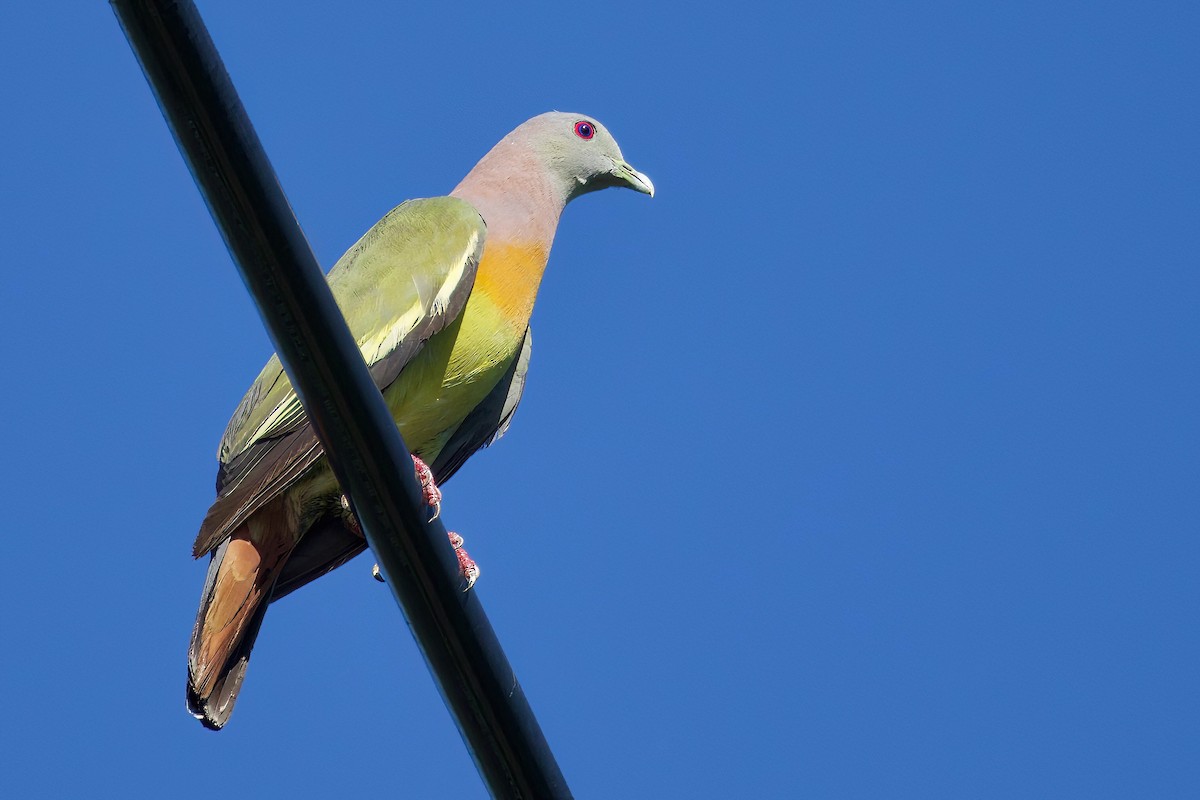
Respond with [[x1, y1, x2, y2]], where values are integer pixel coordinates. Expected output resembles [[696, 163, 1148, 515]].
[[615, 160, 655, 197], [628, 167, 655, 197]]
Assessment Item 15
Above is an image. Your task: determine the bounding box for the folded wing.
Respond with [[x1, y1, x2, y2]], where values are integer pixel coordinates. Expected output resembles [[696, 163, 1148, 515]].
[[193, 197, 486, 557]]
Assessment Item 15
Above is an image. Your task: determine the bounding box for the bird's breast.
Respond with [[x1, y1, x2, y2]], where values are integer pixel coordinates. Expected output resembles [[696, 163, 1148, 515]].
[[469, 240, 549, 326], [382, 240, 549, 461]]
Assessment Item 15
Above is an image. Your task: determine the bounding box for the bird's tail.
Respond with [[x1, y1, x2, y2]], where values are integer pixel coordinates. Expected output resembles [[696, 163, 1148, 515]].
[[187, 500, 293, 730]]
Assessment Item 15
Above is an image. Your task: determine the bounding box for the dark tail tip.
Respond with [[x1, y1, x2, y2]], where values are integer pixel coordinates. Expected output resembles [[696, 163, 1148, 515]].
[[187, 654, 249, 731], [187, 686, 224, 731]]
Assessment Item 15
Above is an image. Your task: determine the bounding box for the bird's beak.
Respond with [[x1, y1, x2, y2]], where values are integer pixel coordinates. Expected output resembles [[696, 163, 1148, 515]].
[[610, 159, 655, 197]]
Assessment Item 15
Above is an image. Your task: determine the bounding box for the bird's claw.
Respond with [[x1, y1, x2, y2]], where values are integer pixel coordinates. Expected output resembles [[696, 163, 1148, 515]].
[[448, 532, 479, 591], [411, 455, 443, 522], [365, 458, 475, 590]]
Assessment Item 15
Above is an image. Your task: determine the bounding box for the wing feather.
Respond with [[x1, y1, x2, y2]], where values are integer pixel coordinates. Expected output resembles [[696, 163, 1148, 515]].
[[194, 197, 486, 557]]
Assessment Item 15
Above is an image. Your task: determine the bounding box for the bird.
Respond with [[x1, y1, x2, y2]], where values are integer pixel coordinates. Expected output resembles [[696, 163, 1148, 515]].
[[186, 112, 653, 729]]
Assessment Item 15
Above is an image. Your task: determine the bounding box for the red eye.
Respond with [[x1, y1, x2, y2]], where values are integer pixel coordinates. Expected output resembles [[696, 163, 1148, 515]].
[[574, 120, 595, 140]]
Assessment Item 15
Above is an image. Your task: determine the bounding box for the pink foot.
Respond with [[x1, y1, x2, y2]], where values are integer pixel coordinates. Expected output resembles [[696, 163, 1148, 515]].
[[412, 455, 442, 521], [358, 458, 477, 589], [448, 532, 480, 591]]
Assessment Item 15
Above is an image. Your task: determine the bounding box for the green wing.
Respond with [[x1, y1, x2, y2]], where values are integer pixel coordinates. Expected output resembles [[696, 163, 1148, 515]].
[[193, 196, 485, 556]]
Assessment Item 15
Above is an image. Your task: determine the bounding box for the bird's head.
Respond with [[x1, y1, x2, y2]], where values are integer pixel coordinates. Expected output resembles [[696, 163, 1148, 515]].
[[509, 111, 655, 201]]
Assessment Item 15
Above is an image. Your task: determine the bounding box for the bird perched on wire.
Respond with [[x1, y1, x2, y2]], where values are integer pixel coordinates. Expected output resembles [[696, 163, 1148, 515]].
[[187, 112, 653, 729]]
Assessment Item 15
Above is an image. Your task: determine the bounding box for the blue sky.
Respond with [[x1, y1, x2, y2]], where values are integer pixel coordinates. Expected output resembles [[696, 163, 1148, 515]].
[[1, 2, 1196, 797]]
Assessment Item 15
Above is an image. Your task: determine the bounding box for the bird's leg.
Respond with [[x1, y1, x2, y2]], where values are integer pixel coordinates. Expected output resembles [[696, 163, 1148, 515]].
[[410, 455, 442, 521], [448, 532, 480, 590], [413, 458, 478, 588], [346, 458, 479, 591]]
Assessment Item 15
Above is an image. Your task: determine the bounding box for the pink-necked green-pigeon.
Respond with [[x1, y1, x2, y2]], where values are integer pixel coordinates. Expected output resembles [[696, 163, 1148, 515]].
[[187, 112, 653, 729]]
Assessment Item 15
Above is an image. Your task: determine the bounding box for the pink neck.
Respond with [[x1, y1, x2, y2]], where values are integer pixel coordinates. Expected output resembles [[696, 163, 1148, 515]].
[[449, 137, 567, 250]]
